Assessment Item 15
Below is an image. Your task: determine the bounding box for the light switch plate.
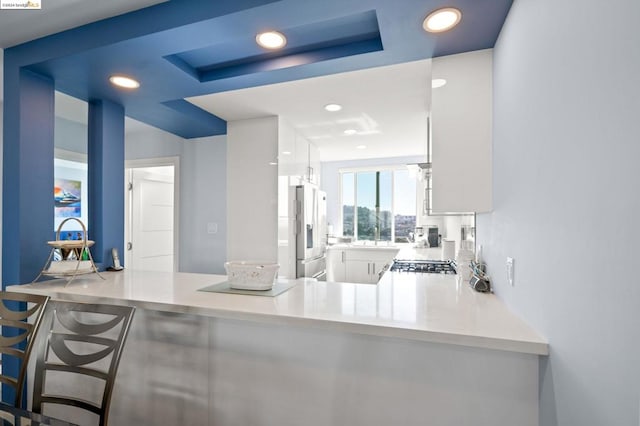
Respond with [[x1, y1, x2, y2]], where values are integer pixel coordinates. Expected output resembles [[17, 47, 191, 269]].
[[506, 257, 514, 286], [207, 222, 218, 234]]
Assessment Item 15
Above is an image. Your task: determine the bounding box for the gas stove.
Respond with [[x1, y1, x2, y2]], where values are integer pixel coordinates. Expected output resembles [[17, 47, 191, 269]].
[[389, 259, 456, 274]]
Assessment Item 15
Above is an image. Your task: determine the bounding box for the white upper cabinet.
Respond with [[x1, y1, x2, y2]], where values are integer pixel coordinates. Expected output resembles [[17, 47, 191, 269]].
[[431, 49, 492, 213], [278, 118, 298, 178], [308, 140, 320, 186], [293, 133, 321, 185], [293, 133, 309, 180]]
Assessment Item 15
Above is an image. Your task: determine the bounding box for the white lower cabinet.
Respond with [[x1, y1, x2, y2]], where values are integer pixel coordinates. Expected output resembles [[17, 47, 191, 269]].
[[326, 248, 346, 282], [326, 247, 398, 284], [344, 259, 372, 284]]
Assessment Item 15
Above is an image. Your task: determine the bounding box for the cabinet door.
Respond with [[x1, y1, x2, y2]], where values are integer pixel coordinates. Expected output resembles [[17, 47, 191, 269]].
[[344, 250, 374, 284], [344, 248, 398, 283], [431, 49, 492, 213], [345, 259, 373, 284], [326, 249, 346, 282], [308, 141, 321, 185], [370, 260, 388, 283], [294, 135, 309, 180]]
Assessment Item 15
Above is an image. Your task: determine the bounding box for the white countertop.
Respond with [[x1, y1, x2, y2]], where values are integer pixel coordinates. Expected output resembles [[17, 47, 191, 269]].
[[327, 244, 445, 260], [327, 243, 401, 252], [394, 246, 445, 260], [8, 268, 547, 355]]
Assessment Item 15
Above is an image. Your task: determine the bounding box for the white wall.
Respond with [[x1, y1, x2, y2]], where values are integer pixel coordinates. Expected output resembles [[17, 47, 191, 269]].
[[125, 121, 182, 159], [4, 103, 227, 274], [125, 121, 227, 273], [477, 0, 640, 424], [55, 117, 87, 153], [227, 117, 278, 262], [180, 136, 227, 274], [321, 156, 423, 237]]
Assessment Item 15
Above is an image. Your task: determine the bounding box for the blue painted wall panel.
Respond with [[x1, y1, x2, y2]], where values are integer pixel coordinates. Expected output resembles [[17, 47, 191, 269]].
[[2, 68, 54, 287], [88, 100, 125, 268], [1, 68, 55, 405]]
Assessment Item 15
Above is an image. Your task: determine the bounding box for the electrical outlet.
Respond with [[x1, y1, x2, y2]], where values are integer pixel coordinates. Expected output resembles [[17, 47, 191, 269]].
[[207, 222, 218, 234], [506, 257, 515, 286]]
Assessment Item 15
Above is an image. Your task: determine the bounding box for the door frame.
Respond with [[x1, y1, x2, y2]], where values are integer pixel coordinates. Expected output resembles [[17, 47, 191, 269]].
[[125, 156, 180, 272]]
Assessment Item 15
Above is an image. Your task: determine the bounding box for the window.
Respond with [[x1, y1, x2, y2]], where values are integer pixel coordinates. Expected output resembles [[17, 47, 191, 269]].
[[342, 172, 355, 237], [340, 167, 416, 243]]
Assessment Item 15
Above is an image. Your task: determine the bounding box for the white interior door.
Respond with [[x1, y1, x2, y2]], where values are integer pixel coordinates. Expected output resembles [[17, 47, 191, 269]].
[[126, 166, 175, 272]]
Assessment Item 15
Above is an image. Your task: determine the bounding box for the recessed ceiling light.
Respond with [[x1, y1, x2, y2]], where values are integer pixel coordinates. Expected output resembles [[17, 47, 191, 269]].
[[324, 103, 342, 112], [256, 31, 287, 49], [282, 151, 292, 155], [269, 161, 278, 166], [344, 129, 357, 135], [109, 75, 140, 89], [357, 145, 367, 150], [432, 78, 447, 88], [423, 7, 462, 33]]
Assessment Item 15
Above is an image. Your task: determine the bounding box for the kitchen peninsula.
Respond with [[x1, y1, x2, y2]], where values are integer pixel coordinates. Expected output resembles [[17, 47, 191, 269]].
[[10, 268, 547, 426]]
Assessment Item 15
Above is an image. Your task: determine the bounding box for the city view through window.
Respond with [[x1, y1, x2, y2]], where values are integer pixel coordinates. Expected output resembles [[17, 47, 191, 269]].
[[342, 168, 416, 242]]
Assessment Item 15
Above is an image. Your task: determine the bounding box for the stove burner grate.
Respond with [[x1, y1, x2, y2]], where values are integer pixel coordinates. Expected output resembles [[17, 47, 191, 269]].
[[390, 260, 456, 274]]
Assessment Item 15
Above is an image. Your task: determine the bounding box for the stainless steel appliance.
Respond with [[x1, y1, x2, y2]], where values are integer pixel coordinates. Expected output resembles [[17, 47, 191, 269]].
[[389, 259, 456, 274], [294, 184, 327, 280]]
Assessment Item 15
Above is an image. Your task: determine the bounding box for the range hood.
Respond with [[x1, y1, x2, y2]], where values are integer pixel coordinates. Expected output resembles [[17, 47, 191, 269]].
[[406, 162, 431, 181], [407, 116, 432, 176], [419, 162, 431, 169], [407, 162, 431, 170]]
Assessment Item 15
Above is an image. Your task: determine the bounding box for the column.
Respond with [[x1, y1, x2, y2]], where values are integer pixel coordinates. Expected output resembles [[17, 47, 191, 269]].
[[1, 68, 55, 405], [88, 100, 125, 267]]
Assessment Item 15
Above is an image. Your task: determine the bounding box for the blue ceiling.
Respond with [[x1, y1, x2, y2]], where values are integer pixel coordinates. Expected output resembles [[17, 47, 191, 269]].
[[5, 0, 513, 138]]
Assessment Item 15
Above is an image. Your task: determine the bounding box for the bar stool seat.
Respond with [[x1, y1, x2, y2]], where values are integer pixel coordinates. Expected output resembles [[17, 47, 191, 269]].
[[0, 291, 50, 407], [31, 301, 135, 426]]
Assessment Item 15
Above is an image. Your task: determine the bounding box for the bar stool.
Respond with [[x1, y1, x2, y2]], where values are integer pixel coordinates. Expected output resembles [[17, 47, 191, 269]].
[[0, 291, 50, 407], [31, 301, 135, 426]]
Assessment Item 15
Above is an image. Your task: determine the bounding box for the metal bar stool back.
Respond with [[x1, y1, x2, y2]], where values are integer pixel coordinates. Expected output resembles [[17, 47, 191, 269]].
[[31, 302, 135, 426], [0, 291, 50, 407]]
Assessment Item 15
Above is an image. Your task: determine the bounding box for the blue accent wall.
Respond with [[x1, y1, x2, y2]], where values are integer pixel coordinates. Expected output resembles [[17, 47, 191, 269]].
[[88, 100, 125, 268], [4, 0, 512, 139], [1, 57, 126, 406], [1, 67, 55, 405], [2, 68, 55, 288]]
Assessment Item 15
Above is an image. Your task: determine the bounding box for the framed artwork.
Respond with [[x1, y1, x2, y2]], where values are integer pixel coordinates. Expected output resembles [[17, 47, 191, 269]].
[[54, 178, 81, 216], [54, 158, 88, 231]]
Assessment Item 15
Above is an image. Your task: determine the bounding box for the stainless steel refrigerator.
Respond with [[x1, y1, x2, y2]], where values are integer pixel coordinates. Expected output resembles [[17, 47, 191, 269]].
[[294, 183, 327, 280]]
